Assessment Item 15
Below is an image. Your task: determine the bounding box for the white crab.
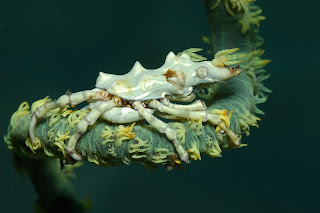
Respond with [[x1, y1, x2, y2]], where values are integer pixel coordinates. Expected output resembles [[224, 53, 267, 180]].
[[29, 48, 244, 163]]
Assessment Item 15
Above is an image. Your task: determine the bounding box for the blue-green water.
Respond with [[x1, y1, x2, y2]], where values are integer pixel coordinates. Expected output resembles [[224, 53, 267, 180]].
[[0, 0, 319, 212]]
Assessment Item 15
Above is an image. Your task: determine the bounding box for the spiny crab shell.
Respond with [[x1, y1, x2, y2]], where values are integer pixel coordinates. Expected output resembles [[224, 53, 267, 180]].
[[95, 51, 242, 101]]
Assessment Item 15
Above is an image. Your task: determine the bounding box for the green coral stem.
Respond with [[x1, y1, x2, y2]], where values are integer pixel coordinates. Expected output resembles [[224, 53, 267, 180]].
[[13, 156, 88, 213]]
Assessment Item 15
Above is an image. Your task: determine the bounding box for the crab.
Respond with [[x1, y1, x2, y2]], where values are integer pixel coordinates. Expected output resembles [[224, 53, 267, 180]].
[[29, 48, 245, 164]]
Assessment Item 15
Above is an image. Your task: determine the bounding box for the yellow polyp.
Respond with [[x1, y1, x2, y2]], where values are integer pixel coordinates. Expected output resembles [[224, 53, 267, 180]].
[[88, 155, 100, 165], [128, 146, 149, 153], [215, 48, 239, 57], [25, 137, 41, 153], [101, 126, 115, 145], [53, 130, 71, 157], [155, 148, 168, 152], [152, 148, 172, 164], [174, 159, 181, 164], [238, 114, 251, 135], [151, 157, 167, 164], [61, 106, 73, 117], [132, 155, 147, 159], [212, 48, 245, 67], [47, 127, 57, 141], [67, 109, 89, 128], [55, 130, 71, 142], [180, 48, 207, 62], [207, 140, 222, 158], [4, 135, 14, 150], [212, 57, 229, 67], [197, 116, 204, 128], [228, 110, 234, 119], [170, 123, 186, 145], [115, 122, 136, 146], [10, 102, 30, 127], [223, 60, 243, 66], [212, 109, 233, 133], [213, 109, 228, 116], [187, 116, 204, 137], [62, 162, 83, 178], [240, 144, 248, 147], [188, 142, 201, 160], [128, 137, 149, 159], [210, 0, 266, 34], [244, 54, 268, 72], [43, 147, 55, 157], [107, 145, 117, 157], [48, 113, 62, 127], [129, 137, 149, 152], [122, 157, 131, 165], [239, 8, 266, 34], [54, 142, 66, 157], [31, 96, 51, 114]]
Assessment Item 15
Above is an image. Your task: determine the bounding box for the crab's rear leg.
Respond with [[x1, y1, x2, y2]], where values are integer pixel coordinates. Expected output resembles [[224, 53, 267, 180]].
[[29, 89, 109, 148], [149, 100, 240, 146], [132, 101, 190, 163], [65, 100, 117, 161]]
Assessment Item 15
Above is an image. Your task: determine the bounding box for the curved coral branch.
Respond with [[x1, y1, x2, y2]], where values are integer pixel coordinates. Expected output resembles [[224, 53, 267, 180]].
[[5, 0, 270, 170]]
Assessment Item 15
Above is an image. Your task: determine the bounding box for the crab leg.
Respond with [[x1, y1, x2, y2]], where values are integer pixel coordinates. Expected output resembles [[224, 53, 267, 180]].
[[132, 101, 190, 163], [29, 89, 109, 147], [66, 100, 117, 161], [167, 94, 196, 102], [160, 98, 207, 111], [148, 100, 240, 145]]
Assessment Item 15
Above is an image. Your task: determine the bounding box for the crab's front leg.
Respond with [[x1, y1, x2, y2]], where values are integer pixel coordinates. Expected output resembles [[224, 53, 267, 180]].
[[66, 99, 118, 161], [132, 101, 190, 163], [29, 89, 109, 148], [149, 100, 240, 146]]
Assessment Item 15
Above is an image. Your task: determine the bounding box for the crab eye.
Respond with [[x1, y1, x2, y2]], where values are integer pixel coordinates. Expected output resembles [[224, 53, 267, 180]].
[[196, 66, 208, 79]]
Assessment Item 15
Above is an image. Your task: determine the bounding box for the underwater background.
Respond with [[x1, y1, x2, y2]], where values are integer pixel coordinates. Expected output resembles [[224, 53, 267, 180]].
[[0, 0, 319, 212]]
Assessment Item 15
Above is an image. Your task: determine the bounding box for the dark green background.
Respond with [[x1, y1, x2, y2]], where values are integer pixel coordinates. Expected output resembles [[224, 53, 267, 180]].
[[0, 0, 319, 212]]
